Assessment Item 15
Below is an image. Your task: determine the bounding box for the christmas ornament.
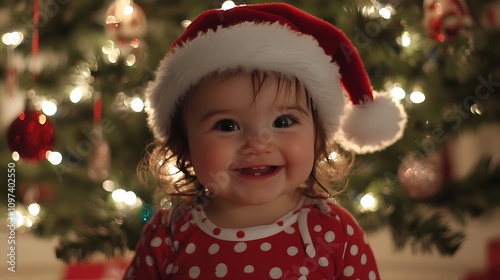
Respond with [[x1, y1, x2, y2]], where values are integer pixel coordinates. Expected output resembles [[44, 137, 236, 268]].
[[423, 0, 473, 42], [104, 0, 147, 46], [7, 109, 55, 162], [87, 133, 111, 182], [398, 148, 450, 200], [87, 95, 111, 182]]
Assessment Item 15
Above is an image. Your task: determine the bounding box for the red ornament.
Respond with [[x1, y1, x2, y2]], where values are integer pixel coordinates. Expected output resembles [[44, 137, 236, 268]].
[[105, 1, 147, 46], [423, 0, 473, 42], [7, 109, 55, 162]]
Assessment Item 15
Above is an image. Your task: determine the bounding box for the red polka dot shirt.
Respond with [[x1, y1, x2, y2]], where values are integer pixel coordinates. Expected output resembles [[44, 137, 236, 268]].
[[124, 198, 380, 279]]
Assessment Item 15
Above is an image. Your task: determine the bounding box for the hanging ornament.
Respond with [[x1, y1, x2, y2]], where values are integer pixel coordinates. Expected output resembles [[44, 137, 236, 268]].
[[7, 108, 55, 162], [398, 146, 451, 200], [422, 0, 473, 42], [87, 94, 111, 182], [481, 1, 500, 30], [105, 0, 147, 47]]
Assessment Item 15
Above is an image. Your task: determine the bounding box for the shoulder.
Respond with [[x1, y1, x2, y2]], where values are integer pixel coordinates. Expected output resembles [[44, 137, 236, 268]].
[[308, 198, 366, 238]]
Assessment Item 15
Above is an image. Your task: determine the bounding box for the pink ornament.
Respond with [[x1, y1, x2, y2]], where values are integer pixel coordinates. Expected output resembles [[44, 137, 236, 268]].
[[398, 151, 445, 200], [423, 0, 473, 42], [105, 0, 147, 46]]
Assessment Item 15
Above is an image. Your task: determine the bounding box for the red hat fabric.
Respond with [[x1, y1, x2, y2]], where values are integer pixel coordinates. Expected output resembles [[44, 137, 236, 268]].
[[145, 2, 407, 153]]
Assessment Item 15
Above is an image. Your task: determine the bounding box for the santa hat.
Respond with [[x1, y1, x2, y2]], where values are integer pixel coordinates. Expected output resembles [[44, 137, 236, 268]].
[[145, 2, 407, 153]]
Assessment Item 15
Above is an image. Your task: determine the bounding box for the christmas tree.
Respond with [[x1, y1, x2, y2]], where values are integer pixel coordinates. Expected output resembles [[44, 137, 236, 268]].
[[1, 0, 500, 263]]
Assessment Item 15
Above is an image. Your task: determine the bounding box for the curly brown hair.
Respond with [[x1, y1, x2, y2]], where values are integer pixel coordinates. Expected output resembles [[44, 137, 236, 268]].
[[138, 69, 353, 206]]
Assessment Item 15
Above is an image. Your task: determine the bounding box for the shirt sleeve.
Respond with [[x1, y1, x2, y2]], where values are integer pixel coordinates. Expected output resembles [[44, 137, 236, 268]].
[[329, 203, 381, 280], [123, 209, 171, 280]]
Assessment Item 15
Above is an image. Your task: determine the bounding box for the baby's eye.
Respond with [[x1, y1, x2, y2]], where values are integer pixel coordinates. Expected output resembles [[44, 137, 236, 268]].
[[214, 119, 239, 131], [273, 115, 298, 128]]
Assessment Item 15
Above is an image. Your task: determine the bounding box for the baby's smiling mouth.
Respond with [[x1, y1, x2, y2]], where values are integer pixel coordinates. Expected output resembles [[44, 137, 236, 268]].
[[237, 166, 278, 176]]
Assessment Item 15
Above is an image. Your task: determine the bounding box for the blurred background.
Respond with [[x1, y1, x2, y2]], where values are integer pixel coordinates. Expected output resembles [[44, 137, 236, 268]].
[[0, 0, 499, 279]]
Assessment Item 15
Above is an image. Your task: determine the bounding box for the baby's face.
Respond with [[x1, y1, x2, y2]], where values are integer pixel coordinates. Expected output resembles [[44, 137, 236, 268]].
[[183, 72, 315, 207]]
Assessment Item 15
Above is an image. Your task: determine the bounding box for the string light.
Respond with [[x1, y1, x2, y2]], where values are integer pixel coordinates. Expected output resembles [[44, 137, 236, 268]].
[[378, 6, 394, 19], [46, 151, 62, 165], [2, 31, 24, 46], [28, 203, 41, 216], [41, 99, 58, 116], [398, 31, 411, 47], [102, 180, 116, 192], [410, 90, 426, 104], [70, 87, 83, 103], [181, 20, 192, 28], [359, 193, 378, 212], [391, 85, 406, 100], [130, 97, 144, 112], [221, 1, 236, 10], [12, 152, 20, 161]]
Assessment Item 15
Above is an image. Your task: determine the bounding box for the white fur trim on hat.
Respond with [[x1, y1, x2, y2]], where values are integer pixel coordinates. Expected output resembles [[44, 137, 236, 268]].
[[145, 21, 344, 143]]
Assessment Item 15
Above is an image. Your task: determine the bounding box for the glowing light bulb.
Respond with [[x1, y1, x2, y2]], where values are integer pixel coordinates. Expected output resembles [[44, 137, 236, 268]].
[[28, 203, 41, 216], [46, 151, 62, 165], [102, 180, 116, 192], [401, 31, 411, 47], [112, 189, 127, 202], [42, 100, 58, 116], [360, 193, 378, 211], [130, 97, 144, 112], [379, 7, 392, 19], [391, 86, 406, 100], [410, 91, 425, 104], [70, 87, 83, 103], [2, 31, 24, 46], [222, 1, 236, 10]]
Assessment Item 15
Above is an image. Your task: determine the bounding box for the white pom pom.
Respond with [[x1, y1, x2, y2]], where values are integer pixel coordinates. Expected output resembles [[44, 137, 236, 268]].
[[338, 92, 407, 154]]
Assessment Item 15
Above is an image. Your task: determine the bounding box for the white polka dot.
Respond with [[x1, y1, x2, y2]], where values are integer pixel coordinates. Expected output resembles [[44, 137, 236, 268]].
[[269, 267, 283, 279], [361, 254, 367, 265], [189, 266, 200, 279], [284, 226, 295, 234], [318, 257, 329, 267], [306, 244, 315, 258], [364, 234, 369, 244], [346, 225, 354, 235], [172, 265, 179, 274], [343, 266, 355, 277], [350, 244, 359, 256], [260, 242, 272, 251], [244, 265, 254, 273], [145, 255, 154, 266], [150, 237, 162, 247], [215, 263, 227, 278], [369, 270, 377, 280], [298, 276, 306, 280], [186, 243, 196, 254], [314, 225, 322, 232], [335, 215, 340, 221], [287, 246, 298, 256], [166, 263, 174, 274], [234, 242, 247, 253], [165, 237, 172, 246], [180, 222, 190, 232], [209, 243, 220, 255], [173, 241, 179, 250], [299, 266, 309, 275], [324, 231, 335, 242]]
